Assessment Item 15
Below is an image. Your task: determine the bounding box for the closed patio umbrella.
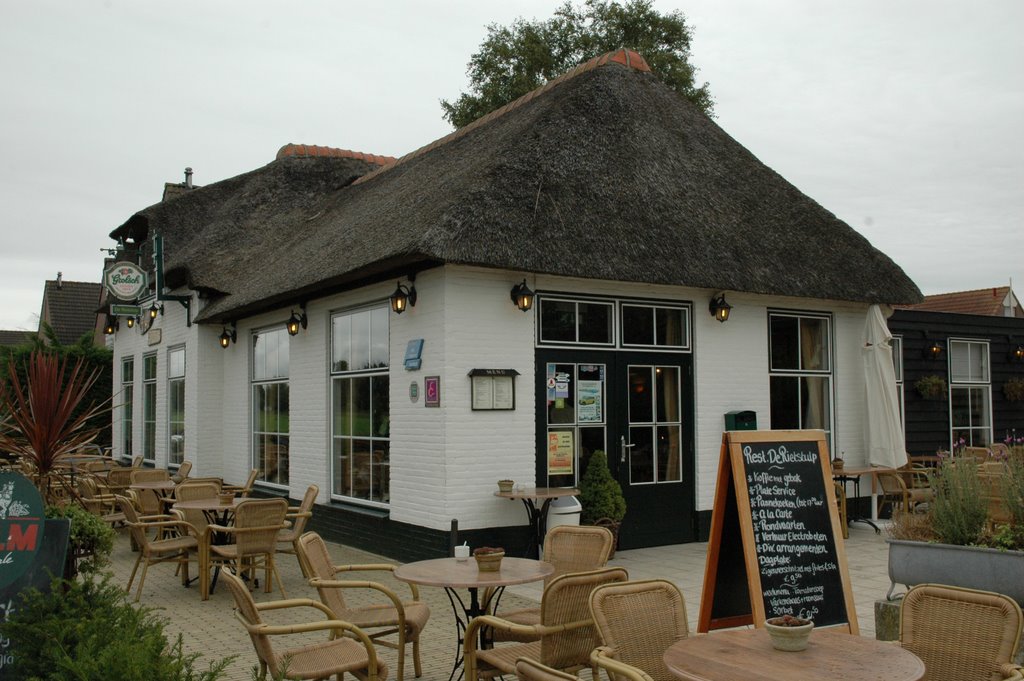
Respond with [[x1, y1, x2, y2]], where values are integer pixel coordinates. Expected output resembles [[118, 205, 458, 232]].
[[863, 305, 907, 469]]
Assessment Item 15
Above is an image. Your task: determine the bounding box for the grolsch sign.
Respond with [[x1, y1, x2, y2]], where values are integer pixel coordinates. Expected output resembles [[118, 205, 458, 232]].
[[103, 260, 147, 301]]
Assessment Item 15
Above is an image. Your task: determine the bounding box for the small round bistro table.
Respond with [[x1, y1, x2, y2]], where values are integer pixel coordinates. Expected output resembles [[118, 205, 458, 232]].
[[171, 496, 245, 524], [394, 556, 554, 681], [663, 628, 925, 681], [493, 487, 580, 558]]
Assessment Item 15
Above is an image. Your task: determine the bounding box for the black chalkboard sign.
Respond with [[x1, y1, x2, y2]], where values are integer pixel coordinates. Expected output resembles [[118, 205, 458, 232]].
[[698, 430, 857, 634]]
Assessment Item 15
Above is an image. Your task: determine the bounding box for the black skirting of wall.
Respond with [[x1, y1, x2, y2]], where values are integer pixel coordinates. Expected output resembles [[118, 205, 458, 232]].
[[307, 501, 533, 563], [695, 510, 712, 542]]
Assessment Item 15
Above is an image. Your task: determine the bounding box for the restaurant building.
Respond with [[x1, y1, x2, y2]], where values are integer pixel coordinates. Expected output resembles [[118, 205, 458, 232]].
[[105, 50, 921, 559]]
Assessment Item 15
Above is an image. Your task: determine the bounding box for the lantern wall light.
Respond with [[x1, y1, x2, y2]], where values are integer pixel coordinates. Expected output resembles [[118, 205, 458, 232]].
[[148, 302, 163, 320], [510, 279, 535, 312], [390, 274, 417, 314], [125, 315, 136, 329], [286, 304, 308, 336], [922, 333, 944, 360], [708, 293, 731, 323], [103, 316, 118, 335], [1012, 344, 1024, 363], [219, 324, 237, 349]]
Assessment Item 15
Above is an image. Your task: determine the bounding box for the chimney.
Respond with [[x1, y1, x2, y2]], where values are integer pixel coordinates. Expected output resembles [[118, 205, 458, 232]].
[[184, 167, 193, 189], [56, 271, 63, 290]]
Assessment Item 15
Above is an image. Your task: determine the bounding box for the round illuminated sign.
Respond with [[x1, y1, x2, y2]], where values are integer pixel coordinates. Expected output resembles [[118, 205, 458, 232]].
[[103, 260, 148, 301]]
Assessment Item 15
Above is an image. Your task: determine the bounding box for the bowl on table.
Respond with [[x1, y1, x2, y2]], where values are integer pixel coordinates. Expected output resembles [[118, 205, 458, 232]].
[[473, 547, 505, 571], [764, 615, 813, 651]]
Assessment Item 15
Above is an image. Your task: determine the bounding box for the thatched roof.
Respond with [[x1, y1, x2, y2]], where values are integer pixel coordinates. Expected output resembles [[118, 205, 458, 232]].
[[112, 49, 921, 324]]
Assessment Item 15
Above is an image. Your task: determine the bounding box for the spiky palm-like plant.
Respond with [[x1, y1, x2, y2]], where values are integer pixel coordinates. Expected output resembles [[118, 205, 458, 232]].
[[0, 350, 109, 503]]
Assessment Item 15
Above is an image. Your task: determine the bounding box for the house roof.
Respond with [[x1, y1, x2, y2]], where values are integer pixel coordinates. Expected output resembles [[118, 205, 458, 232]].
[[897, 286, 1023, 318], [0, 329, 33, 347], [39, 279, 104, 345], [111, 48, 922, 324]]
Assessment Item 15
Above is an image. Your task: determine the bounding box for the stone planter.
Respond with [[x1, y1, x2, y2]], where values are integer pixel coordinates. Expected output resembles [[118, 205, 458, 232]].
[[887, 539, 1024, 605]]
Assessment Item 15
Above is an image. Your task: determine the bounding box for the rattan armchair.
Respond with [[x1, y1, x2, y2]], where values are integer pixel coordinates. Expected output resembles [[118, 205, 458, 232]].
[[298, 531, 430, 681], [117, 495, 199, 602], [492, 524, 614, 643], [900, 583, 1023, 681], [515, 658, 578, 681], [277, 485, 318, 576], [77, 476, 125, 527], [171, 459, 193, 483], [222, 568, 388, 681], [130, 468, 171, 517], [199, 498, 288, 601], [222, 468, 259, 497], [105, 467, 134, 497], [589, 579, 688, 681], [171, 480, 221, 538], [464, 567, 629, 681], [877, 470, 932, 517]]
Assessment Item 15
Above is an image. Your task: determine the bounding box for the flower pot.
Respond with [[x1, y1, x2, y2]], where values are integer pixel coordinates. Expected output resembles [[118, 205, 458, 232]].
[[593, 517, 621, 558], [474, 549, 504, 572], [218, 492, 234, 505], [764, 617, 814, 651], [886, 539, 1024, 605], [497, 479, 514, 493]]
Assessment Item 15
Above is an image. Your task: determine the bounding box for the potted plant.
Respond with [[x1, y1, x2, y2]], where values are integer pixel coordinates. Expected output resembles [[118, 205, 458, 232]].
[[913, 374, 947, 400], [579, 450, 626, 555], [886, 456, 1024, 605], [1003, 377, 1024, 402], [45, 502, 116, 579]]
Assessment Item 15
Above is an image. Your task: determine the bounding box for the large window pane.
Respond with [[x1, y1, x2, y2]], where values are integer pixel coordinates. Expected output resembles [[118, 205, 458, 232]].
[[770, 316, 799, 370], [252, 328, 289, 486], [143, 354, 156, 462], [629, 426, 654, 484], [121, 357, 133, 458], [168, 347, 185, 465], [628, 367, 653, 423], [540, 300, 576, 342], [770, 377, 800, 429], [578, 303, 613, 343], [622, 306, 653, 345]]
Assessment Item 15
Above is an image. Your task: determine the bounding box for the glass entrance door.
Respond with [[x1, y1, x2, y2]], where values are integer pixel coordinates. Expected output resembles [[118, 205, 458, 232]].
[[536, 349, 695, 548]]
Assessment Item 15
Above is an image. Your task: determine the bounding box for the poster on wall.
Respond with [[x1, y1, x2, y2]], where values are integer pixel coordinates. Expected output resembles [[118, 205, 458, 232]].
[[577, 380, 602, 423], [548, 431, 574, 475]]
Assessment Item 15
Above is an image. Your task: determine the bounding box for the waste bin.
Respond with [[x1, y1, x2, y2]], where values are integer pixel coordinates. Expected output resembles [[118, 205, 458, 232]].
[[546, 495, 582, 533]]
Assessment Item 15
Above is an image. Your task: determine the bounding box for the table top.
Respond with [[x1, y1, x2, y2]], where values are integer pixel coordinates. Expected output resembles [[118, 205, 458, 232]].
[[172, 497, 245, 511], [394, 557, 554, 589], [831, 466, 893, 478], [130, 479, 177, 490], [493, 487, 580, 501], [663, 628, 924, 681]]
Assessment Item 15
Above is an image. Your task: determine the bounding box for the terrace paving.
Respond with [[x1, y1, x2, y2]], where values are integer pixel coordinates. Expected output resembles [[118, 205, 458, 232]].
[[104, 521, 893, 681]]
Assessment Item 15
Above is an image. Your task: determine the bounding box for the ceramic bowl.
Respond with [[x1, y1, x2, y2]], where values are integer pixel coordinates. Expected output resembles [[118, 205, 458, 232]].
[[764, 617, 814, 652]]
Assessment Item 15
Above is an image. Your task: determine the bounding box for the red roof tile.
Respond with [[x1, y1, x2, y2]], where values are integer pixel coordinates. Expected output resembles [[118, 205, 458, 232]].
[[276, 144, 396, 167], [897, 286, 1022, 317]]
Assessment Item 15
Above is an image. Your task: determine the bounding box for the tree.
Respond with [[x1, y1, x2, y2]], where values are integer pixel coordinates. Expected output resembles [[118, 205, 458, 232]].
[[441, 0, 714, 129]]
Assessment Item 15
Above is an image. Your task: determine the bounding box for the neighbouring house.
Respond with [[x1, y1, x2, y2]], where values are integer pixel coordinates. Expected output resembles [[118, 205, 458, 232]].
[[0, 330, 34, 348], [890, 285, 1024, 455], [38, 274, 105, 346], [104, 49, 921, 559]]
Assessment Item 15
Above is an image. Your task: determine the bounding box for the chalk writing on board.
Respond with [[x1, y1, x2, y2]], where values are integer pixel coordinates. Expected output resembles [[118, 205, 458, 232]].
[[741, 441, 845, 625]]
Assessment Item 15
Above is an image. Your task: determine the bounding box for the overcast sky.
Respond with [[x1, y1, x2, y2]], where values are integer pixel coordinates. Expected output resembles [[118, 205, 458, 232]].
[[1, 0, 1021, 330]]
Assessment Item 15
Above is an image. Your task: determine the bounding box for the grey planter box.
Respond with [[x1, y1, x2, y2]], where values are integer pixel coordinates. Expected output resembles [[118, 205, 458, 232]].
[[887, 539, 1024, 605]]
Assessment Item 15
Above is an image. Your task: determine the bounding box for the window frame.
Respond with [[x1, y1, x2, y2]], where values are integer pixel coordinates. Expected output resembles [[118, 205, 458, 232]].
[[251, 326, 290, 489], [535, 293, 693, 353], [948, 338, 992, 447], [767, 310, 835, 448], [330, 304, 391, 508], [167, 346, 186, 467], [142, 353, 157, 463], [121, 357, 134, 460]]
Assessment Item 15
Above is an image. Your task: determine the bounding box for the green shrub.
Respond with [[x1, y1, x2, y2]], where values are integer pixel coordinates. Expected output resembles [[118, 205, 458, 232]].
[[0, 575, 231, 681], [579, 450, 626, 524], [46, 503, 115, 575], [929, 460, 988, 546]]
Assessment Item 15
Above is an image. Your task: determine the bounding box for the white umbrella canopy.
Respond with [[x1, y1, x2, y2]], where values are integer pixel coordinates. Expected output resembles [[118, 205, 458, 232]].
[[863, 305, 908, 468]]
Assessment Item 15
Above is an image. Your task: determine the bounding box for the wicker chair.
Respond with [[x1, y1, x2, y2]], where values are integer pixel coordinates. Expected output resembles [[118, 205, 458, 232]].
[[199, 498, 288, 601], [172, 481, 221, 538], [105, 467, 134, 497], [492, 525, 614, 643], [222, 568, 388, 681], [130, 468, 172, 517], [515, 658, 578, 681], [900, 583, 1024, 681], [877, 470, 932, 518], [276, 485, 318, 576], [77, 476, 125, 527], [589, 579, 689, 681], [464, 567, 629, 681], [117, 495, 199, 602], [131, 455, 144, 468], [223, 468, 259, 497], [298, 531, 430, 681], [834, 482, 848, 539], [171, 459, 193, 483]]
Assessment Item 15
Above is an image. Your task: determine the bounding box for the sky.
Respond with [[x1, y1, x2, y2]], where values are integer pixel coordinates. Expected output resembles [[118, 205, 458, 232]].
[[1, 0, 1021, 330]]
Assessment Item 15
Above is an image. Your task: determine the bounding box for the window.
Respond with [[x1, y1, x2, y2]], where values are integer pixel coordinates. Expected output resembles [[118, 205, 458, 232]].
[[539, 298, 614, 346], [621, 304, 690, 349], [331, 306, 389, 505], [142, 353, 157, 462], [949, 339, 991, 447], [252, 328, 289, 487], [627, 365, 683, 485], [892, 336, 904, 428], [768, 312, 833, 445], [121, 357, 134, 458], [167, 347, 185, 466], [545, 362, 607, 488]]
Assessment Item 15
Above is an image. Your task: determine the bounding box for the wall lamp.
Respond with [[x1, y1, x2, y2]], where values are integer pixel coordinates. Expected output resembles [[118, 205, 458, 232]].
[[923, 335, 944, 360], [510, 279, 535, 312], [708, 293, 732, 323], [390, 275, 417, 314], [219, 324, 237, 349], [286, 303, 308, 336], [1012, 345, 1024, 363], [148, 302, 163, 320], [103, 316, 118, 335], [125, 315, 136, 329]]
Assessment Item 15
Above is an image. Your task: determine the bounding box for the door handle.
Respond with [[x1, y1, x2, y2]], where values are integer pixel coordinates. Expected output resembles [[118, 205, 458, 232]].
[[620, 435, 635, 463]]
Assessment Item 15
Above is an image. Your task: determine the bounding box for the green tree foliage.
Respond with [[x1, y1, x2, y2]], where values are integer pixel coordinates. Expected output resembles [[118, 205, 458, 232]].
[[441, 0, 713, 129], [579, 450, 626, 524], [0, 575, 231, 680], [0, 323, 112, 447]]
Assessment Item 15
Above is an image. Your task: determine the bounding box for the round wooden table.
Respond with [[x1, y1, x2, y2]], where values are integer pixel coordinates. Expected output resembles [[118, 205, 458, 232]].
[[395, 557, 554, 681], [130, 479, 178, 491], [494, 487, 579, 557], [663, 628, 925, 681]]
